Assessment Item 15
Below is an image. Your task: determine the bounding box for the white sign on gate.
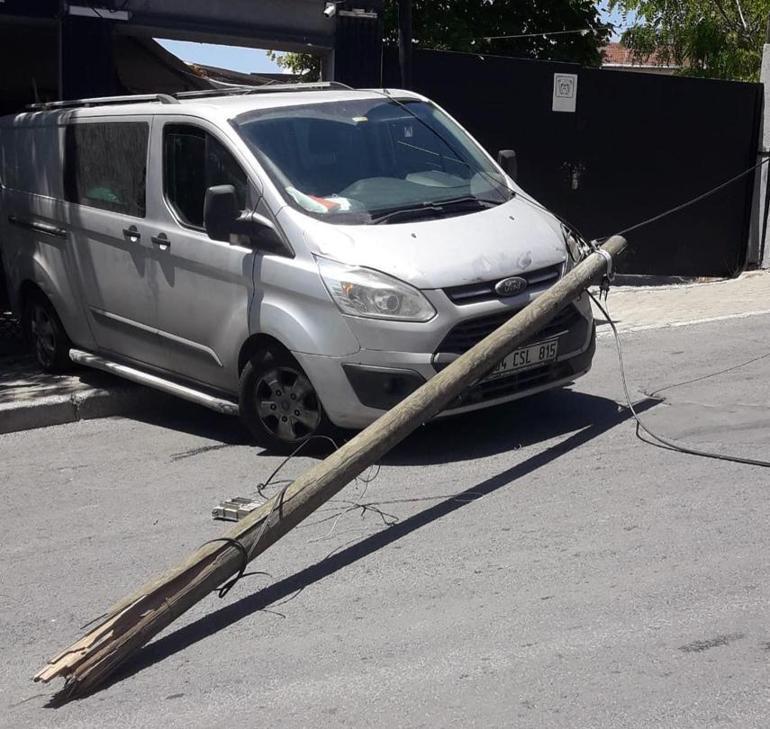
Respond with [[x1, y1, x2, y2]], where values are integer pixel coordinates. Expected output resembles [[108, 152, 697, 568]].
[[552, 73, 578, 113]]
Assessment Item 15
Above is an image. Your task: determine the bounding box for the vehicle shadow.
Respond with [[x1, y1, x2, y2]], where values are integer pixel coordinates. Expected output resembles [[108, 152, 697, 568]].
[[93, 394, 658, 697], [380, 388, 625, 466], [128, 397, 252, 446], [124, 387, 632, 464]]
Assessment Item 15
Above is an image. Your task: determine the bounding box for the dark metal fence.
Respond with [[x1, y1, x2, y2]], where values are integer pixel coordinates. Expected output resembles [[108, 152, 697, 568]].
[[383, 48, 762, 277]]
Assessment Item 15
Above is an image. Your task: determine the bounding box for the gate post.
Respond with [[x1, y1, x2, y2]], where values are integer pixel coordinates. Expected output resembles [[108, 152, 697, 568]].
[[59, 13, 119, 100], [333, 0, 384, 88], [750, 41, 770, 269]]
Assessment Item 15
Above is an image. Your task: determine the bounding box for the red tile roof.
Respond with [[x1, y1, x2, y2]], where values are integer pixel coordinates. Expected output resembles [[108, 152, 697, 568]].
[[602, 42, 679, 68]]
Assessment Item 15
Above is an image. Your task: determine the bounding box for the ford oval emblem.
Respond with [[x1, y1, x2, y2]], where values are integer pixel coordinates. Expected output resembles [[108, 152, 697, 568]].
[[494, 276, 528, 297]]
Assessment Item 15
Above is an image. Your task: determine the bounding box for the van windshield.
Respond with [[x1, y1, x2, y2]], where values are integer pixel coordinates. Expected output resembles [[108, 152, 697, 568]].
[[233, 96, 512, 224]]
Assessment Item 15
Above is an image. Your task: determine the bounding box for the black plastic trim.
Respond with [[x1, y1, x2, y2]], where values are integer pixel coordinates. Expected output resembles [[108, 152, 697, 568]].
[[437, 303, 583, 355], [343, 363, 425, 410], [444, 263, 562, 305]]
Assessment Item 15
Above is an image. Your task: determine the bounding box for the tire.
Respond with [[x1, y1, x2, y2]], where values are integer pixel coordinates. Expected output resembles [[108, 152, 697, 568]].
[[22, 291, 72, 373], [239, 345, 334, 453]]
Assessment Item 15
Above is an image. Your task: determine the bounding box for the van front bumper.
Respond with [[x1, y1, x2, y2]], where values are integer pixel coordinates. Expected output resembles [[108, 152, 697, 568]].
[[293, 298, 595, 430]]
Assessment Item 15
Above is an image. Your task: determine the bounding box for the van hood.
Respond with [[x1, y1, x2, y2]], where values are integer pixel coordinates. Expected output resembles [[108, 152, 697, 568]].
[[280, 195, 568, 290]]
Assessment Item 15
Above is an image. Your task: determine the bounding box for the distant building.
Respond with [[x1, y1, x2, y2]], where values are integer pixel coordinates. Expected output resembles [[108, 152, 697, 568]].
[[601, 42, 680, 75], [188, 64, 301, 88]]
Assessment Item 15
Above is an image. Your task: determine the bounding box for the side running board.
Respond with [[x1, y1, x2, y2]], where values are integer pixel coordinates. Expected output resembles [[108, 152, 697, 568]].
[[69, 349, 240, 417]]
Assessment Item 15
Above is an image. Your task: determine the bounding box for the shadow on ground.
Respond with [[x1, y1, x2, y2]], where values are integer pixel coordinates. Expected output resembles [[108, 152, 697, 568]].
[[125, 387, 636, 465], [74, 393, 658, 701], [380, 388, 628, 466], [129, 398, 252, 446]]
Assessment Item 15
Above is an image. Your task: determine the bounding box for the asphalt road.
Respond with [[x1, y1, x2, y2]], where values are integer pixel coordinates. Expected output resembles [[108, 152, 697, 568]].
[[2, 314, 770, 729]]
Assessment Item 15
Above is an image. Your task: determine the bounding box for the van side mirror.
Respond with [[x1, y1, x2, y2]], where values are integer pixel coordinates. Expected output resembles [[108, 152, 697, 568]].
[[497, 149, 517, 181], [204, 185, 239, 242], [203, 184, 285, 252]]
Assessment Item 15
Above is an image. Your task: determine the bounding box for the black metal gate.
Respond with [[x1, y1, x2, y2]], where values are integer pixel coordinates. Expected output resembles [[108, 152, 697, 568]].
[[383, 49, 762, 277]]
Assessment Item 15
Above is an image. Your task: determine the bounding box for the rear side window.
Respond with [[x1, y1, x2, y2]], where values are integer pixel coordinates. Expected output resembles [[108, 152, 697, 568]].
[[0, 126, 64, 199], [163, 124, 247, 229], [64, 122, 149, 217]]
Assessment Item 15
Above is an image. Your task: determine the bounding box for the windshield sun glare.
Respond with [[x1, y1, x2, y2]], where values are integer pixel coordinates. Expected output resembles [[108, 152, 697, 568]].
[[234, 97, 511, 225]]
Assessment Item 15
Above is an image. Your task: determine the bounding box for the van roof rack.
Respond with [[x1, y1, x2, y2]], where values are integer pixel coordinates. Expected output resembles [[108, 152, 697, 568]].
[[174, 81, 354, 100], [25, 83, 354, 111], [27, 93, 179, 111]]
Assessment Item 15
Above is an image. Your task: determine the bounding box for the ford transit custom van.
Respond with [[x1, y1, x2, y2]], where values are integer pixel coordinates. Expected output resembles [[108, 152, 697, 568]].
[[0, 84, 595, 451]]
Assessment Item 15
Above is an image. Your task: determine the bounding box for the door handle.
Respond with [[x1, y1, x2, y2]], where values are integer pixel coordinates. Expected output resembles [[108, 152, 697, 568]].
[[123, 226, 141, 243], [151, 233, 170, 250]]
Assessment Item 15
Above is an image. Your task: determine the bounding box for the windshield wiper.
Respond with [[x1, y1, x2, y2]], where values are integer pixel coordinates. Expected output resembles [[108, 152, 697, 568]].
[[371, 196, 501, 225]]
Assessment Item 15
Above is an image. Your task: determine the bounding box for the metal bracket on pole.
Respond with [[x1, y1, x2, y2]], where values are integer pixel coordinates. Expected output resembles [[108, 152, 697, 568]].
[[596, 248, 614, 281]]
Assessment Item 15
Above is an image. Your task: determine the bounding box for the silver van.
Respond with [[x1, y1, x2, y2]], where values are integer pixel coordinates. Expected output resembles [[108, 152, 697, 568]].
[[0, 83, 595, 451]]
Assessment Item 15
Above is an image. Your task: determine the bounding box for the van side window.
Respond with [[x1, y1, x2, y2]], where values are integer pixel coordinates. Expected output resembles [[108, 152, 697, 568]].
[[164, 124, 247, 229], [64, 122, 149, 217]]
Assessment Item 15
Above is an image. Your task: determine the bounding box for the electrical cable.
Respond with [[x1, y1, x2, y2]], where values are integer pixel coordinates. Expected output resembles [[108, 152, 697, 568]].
[[201, 537, 272, 598], [590, 291, 770, 468], [511, 155, 770, 257], [257, 434, 340, 497], [567, 152, 770, 467], [595, 157, 770, 242], [201, 435, 343, 598], [480, 28, 594, 41]]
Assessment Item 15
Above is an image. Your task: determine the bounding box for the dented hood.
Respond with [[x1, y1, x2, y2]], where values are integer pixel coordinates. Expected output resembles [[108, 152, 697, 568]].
[[280, 195, 568, 290]]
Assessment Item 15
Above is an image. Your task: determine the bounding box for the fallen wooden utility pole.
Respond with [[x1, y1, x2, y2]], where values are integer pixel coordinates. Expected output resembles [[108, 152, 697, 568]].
[[35, 235, 627, 700]]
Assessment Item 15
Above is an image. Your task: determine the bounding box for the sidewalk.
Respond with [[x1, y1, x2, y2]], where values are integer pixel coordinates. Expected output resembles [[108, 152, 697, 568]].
[[0, 353, 163, 434], [1, 270, 769, 435], [1, 309, 162, 435], [593, 270, 770, 335]]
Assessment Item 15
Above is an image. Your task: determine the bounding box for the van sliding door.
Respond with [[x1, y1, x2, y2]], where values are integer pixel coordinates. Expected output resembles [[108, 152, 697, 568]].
[[65, 117, 167, 369]]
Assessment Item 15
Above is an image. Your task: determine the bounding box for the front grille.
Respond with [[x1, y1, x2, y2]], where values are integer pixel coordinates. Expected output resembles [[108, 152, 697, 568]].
[[444, 263, 562, 305], [437, 304, 581, 355], [449, 360, 574, 408]]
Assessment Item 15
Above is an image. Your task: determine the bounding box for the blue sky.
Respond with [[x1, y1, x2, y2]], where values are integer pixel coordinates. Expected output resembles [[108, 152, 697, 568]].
[[156, 3, 629, 74], [156, 39, 286, 74], [599, 1, 633, 39]]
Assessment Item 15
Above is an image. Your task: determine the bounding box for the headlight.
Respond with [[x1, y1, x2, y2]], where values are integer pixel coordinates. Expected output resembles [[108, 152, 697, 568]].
[[561, 224, 591, 266], [316, 257, 436, 322]]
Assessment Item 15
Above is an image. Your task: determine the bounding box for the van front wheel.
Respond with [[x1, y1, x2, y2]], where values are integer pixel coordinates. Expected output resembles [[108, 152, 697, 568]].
[[23, 292, 72, 373], [239, 346, 332, 453]]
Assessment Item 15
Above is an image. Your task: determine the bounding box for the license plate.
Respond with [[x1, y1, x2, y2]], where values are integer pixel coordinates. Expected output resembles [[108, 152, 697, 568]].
[[484, 340, 558, 381]]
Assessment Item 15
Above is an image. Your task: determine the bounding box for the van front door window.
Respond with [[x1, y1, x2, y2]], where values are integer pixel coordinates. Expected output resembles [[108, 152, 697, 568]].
[[163, 124, 247, 230]]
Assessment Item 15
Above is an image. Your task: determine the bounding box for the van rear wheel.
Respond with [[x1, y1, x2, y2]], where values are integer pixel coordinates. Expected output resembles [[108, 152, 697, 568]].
[[239, 346, 333, 453], [23, 292, 72, 373]]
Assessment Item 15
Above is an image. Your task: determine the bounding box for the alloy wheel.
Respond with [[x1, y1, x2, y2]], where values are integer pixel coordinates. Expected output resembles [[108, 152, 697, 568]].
[[254, 365, 322, 442]]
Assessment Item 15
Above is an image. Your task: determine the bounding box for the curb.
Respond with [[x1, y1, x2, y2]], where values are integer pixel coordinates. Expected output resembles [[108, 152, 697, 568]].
[[0, 383, 168, 435]]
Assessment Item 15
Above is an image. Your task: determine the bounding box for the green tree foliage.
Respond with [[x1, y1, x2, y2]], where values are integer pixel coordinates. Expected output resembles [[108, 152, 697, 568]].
[[267, 49, 321, 78], [609, 0, 769, 80], [271, 0, 609, 79]]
